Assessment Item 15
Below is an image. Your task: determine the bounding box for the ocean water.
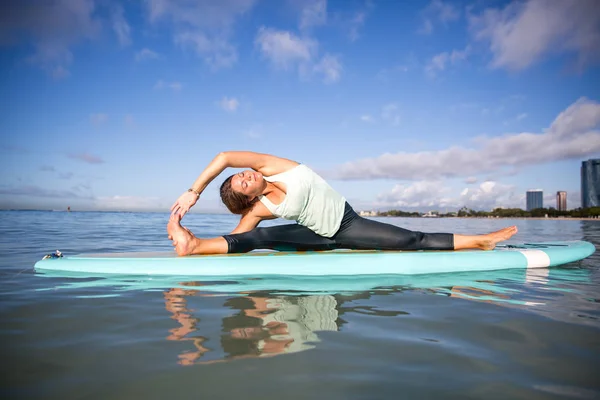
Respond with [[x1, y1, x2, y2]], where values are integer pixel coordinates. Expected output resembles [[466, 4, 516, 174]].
[[1, 210, 599, 399]]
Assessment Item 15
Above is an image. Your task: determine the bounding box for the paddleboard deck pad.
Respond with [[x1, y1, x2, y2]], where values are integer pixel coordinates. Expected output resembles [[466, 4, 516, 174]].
[[34, 241, 595, 276]]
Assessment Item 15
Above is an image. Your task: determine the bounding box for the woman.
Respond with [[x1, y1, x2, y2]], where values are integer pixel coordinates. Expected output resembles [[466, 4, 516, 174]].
[[168, 151, 517, 255]]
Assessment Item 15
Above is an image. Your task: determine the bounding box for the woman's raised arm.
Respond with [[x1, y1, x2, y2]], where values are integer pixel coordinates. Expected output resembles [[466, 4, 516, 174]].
[[217, 151, 298, 176], [170, 151, 297, 217]]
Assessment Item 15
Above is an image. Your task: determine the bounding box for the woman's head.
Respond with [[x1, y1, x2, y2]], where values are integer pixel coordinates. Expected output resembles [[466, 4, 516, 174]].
[[220, 170, 265, 214]]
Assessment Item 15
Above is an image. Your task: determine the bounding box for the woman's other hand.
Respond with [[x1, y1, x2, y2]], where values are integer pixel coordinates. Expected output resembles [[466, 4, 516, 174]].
[[171, 190, 199, 217]]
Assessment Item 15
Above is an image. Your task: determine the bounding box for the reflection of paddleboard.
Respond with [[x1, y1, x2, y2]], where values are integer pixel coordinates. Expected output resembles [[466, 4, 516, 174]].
[[34, 267, 592, 296], [34, 241, 595, 276]]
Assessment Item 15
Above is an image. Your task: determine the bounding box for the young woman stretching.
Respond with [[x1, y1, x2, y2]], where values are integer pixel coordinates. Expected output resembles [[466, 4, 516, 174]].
[[168, 151, 517, 255]]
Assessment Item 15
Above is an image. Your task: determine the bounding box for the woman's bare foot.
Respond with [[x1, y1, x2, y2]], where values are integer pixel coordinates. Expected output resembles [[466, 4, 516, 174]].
[[478, 226, 518, 250], [167, 213, 198, 256], [454, 226, 518, 251]]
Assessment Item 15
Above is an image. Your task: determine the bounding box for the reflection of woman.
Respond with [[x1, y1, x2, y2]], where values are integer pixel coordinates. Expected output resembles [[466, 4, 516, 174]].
[[168, 151, 517, 255], [221, 295, 339, 359], [163, 288, 210, 365], [255, 295, 338, 354]]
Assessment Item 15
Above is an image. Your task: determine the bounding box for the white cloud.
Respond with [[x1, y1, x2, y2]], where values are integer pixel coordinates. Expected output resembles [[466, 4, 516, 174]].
[[465, 176, 478, 184], [255, 0, 345, 84], [458, 181, 522, 209], [377, 61, 416, 82], [313, 53, 342, 83], [0, 0, 101, 78], [219, 96, 239, 112], [377, 180, 452, 208], [429, 0, 460, 23], [90, 113, 108, 125], [67, 152, 104, 164], [243, 129, 262, 139], [381, 103, 400, 126], [348, 11, 366, 42], [418, 19, 434, 35], [147, 0, 256, 28], [331, 97, 600, 180], [146, 0, 257, 70], [255, 27, 317, 69], [376, 180, 524, 211], [154, 80, 182, 91], [254, 26, 343, 83], [299, 0, 327, 31], [548, 97, 600, 138], [516, 113, 528, 121], [51, 65, 71, 80], [469, 0, 600, 71], [418, 0, 460, 35], [112, 4, 131, 46], [425, 47, 469, 76], [175, 32, 237, 69], [360, 115, 373, 123], [135, 48, 159, 61]]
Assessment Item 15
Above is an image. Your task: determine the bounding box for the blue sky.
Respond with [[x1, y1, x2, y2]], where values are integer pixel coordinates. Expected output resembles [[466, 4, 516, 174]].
[[1, 0, 599, 213]]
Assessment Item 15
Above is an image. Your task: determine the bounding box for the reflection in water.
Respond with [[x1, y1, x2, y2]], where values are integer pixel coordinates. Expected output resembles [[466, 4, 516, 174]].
[[164, 287, 210, 365], [160, 266, 594, 365], [164, 289, 340, 365], [224, 295, 338, 357], [40, 263, 596, 365]]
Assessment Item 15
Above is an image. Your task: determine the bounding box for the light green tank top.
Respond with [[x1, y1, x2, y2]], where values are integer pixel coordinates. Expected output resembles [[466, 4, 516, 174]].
[[258, 164, 346, 238]]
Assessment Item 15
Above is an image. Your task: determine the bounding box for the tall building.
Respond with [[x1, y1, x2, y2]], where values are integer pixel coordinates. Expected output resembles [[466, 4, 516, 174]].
[[526, 189, 543, 211], [556, 191, 567, 211], [581, 159, 600, 208]]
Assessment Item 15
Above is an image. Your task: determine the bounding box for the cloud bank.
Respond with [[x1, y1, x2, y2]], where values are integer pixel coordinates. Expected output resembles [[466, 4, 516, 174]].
[[331, 97, 600, 181], [470, 0, 600, 71]]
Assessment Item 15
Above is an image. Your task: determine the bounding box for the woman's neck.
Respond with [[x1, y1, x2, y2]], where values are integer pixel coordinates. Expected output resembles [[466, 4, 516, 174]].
[[261, 181, 277, 195]]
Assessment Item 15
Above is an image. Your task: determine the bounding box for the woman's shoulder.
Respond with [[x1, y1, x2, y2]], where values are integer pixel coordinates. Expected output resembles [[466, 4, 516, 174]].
[[249, 198, 276, 218]]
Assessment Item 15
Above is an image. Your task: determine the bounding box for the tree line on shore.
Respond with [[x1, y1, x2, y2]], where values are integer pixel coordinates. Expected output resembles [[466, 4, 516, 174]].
[[377, 206, 600, 218]]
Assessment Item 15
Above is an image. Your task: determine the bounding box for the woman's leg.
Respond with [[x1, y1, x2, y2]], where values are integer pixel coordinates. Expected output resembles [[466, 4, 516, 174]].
[[334, 207, 517, 251], [167, 212, 337, 255], [223, 224, 338, 253], [334, 214, 454, 250]]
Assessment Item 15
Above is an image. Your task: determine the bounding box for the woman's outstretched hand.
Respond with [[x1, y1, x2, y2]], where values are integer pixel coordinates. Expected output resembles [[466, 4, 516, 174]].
[[171, 191, 199, 218]]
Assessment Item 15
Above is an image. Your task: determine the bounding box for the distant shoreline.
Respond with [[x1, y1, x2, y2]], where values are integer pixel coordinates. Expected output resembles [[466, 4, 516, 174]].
[[458, 217, 600, 221], [377, 216, 600, 221]]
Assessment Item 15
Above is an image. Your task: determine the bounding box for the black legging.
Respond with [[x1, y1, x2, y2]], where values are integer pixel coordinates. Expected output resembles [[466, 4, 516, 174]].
[[223, 203, 454, 253]]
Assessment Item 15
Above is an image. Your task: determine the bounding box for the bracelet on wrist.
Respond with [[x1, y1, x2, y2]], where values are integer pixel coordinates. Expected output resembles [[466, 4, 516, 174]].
[[188, 188, 200, 197]]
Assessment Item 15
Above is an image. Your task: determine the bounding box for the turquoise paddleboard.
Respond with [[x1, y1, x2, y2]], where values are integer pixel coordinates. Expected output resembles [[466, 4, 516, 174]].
[[34, 241, 595, 276]]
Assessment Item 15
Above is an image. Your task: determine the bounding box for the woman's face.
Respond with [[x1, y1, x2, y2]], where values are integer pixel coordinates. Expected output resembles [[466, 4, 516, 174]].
[[230, 170, 265, 199]]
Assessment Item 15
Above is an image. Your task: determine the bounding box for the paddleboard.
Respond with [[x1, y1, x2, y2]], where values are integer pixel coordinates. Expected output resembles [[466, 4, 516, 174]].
[[34, 241, 595, 276]]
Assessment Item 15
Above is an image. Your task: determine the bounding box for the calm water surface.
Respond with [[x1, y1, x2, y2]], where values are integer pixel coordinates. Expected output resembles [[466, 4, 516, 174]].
[[1, 211, 599, 399]]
